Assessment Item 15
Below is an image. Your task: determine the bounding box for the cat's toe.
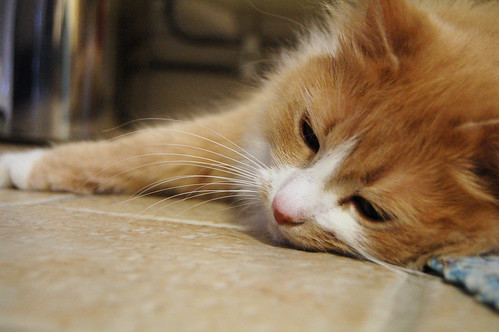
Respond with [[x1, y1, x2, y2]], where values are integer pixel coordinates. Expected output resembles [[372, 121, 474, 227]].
[[0, 150, 45, 189]]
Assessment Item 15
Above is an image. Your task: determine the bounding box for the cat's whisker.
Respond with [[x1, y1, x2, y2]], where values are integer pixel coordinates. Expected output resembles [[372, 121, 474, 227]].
[[140, 181, 248, 199], [183, 189, 259, 200], [133, 174, 256, 199], [223, 197, 261, 210], [172, 119, 269, 170], [159, 127, 268, 170], [148, 142, 262, 176], [129, 190, 199, 218], [149, 150, 260, 180], [117, 151, 257, 180], [134, 174, 260, 206], [131, 186, 254, 220], [222, 202, 255, 211], [351, 246, 424, 276], [172, 194, 245, 218], [111, 163, 254, 194], [108, 118, 267, 170], [244, 0, 307, 31], [114, 180, 247, 207], [220, 202, 256, 211], [122, 157, 257, 183], [180, 192, 258, 207]]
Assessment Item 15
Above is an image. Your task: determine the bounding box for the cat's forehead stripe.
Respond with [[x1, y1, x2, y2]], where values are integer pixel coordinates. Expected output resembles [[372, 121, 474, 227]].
[[313, 139, 357, 179]]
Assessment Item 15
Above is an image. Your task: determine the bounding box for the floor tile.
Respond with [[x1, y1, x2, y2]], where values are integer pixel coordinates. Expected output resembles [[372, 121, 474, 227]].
[[1, 202, 497, 331], [54, 194, 242, 228], [0, 189, 75, 207]]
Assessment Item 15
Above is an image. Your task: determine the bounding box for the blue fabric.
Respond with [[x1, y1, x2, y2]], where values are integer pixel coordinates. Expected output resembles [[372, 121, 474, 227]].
[[427, 254, 499, 312]]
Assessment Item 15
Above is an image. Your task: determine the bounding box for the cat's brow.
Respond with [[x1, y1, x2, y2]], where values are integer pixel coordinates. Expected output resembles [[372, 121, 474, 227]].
[[336, 167, 387, 187]]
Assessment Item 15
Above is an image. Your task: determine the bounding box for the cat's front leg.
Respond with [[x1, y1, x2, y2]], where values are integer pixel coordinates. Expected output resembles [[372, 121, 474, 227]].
[[0, 142, 133, 194], [0, 142, 141, 194], [0, 108, 255, 196]]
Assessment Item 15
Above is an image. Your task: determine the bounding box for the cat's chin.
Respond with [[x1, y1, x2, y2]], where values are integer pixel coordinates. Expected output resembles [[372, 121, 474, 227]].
[[263, 214, 308, 249], [265, 218, 290, 245]]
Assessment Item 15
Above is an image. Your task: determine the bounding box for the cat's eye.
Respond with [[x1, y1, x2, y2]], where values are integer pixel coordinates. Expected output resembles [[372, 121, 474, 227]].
[[351, 196, 389, 222], [301, 118, 320, 153]]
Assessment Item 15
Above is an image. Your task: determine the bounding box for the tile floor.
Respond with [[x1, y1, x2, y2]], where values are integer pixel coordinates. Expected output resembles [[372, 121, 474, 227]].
[[0, 145, 498, 331]]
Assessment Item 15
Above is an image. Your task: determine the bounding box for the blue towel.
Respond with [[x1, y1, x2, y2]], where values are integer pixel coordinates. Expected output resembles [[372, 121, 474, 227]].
[[427, 254, 499, 312]]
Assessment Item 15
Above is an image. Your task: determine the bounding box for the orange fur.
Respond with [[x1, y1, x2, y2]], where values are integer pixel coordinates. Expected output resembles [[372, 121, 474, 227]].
[[260, 0, 499, 268]]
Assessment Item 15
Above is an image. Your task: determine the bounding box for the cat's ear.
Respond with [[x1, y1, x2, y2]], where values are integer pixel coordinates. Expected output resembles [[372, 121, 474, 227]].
[[336, 0, 430, 66], [456, 120, 499, 204]]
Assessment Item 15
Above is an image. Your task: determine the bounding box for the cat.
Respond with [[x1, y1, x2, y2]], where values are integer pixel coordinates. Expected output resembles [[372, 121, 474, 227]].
[[1, 0, 498, 270]]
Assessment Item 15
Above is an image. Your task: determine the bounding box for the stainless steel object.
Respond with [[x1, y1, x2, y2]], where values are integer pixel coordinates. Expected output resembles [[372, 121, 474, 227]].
[[0, 0, 16, 134], [0, 0, 118, 142]]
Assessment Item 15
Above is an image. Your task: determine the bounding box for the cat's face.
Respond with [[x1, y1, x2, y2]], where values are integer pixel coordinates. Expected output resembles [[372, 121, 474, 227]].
[[253, 0, 499, 269]]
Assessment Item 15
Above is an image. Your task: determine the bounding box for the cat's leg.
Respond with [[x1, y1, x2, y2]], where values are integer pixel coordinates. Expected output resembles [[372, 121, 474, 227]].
[[0, 107, 258, 197]]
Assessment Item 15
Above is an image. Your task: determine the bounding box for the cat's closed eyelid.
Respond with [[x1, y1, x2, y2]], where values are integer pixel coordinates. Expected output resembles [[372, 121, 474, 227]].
[[351, 196, 390, 222], [338, 194, 393, 224]]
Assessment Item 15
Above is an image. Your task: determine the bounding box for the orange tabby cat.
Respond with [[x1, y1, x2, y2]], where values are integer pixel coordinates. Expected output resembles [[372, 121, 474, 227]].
[[1, 0, 498, 269]]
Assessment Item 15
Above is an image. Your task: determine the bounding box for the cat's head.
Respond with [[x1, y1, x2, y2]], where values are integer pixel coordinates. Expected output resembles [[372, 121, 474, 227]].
[[254, 0, 499, 269]]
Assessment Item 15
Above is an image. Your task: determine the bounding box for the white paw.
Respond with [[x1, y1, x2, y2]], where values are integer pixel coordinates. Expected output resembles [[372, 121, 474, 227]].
[[0, 150, 46, 189]]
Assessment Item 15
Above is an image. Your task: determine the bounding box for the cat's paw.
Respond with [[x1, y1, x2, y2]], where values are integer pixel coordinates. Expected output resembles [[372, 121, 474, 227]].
[[0, 150, 46, 189]]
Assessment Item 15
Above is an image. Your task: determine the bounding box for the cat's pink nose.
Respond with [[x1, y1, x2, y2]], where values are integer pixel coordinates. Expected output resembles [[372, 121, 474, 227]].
[[272, 197, 304, 226]]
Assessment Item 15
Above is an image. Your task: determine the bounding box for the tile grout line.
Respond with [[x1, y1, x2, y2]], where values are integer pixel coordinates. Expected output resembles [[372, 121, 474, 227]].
[[360, 273, 410, 332], [58, 206, 247, 230], [0, 194, 78, 208]]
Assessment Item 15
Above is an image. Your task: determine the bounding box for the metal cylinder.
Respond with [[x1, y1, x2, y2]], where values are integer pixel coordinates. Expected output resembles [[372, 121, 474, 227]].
[[0, 0, 118, 142]]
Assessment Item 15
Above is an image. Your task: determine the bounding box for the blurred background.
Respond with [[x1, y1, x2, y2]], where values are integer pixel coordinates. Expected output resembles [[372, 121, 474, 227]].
[[0, 0, 322, 142]]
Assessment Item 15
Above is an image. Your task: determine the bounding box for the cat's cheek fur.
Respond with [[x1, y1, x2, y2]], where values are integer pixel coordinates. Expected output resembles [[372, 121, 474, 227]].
[[241, 119, 273, 168], [0, 150, 46, 189], [316, 205, 363, 248]]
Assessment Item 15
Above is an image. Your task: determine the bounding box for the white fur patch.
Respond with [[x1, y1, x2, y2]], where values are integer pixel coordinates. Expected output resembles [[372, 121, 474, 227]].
[[0, 150, 45, 189], [316, 203, 363, 246], [242, 123, 273, 169], [313, 139, 357, 180], [262, 139, 362, 247]]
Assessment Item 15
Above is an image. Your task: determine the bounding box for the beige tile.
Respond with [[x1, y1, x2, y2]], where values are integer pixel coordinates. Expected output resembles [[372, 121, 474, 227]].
[[54, 194, 241, 228], [1, 202, 497, 331], [0, 189, 75, 207]]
